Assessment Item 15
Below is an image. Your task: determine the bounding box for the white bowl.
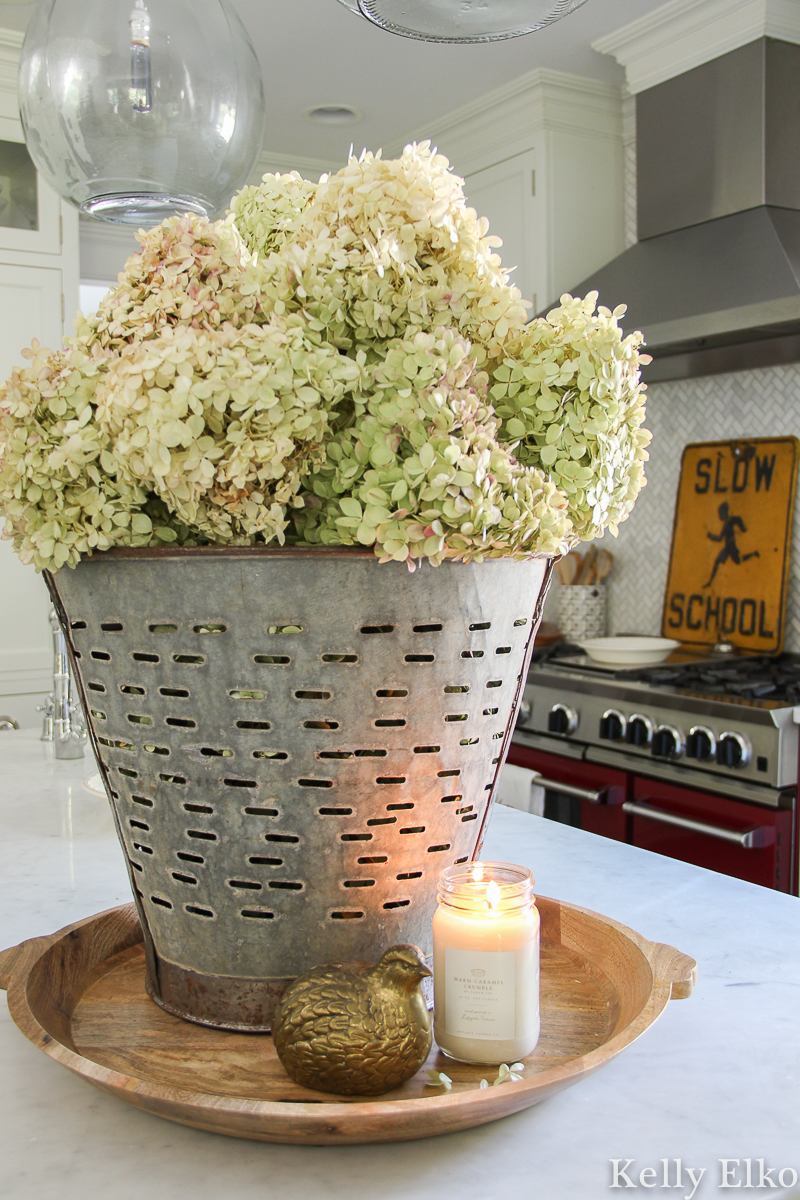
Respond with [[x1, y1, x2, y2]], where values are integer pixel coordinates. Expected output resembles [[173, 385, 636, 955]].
[[578, 637, 680, 666]]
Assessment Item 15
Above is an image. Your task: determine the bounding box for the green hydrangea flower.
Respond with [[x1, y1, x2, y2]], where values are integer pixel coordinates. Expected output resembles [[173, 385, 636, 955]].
[[0, 342, 154, 570], [230, 171, 317, 260], [292, 328, 571, 567], [491, 292, 652, 540]]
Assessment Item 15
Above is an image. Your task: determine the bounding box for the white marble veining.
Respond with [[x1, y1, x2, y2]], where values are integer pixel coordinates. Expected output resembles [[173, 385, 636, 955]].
[[1, 728, 800, 1200]]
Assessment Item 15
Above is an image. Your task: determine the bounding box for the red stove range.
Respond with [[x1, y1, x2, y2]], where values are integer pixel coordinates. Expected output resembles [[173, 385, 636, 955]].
[[508, 648, 800, 893]]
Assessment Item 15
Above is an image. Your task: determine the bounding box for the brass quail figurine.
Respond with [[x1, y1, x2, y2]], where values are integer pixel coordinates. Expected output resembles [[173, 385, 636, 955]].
[[272, 944, 433, 1096]]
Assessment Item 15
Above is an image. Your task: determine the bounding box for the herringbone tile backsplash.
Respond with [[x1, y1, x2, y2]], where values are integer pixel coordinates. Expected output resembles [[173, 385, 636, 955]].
[[605, 364, 800, 650]]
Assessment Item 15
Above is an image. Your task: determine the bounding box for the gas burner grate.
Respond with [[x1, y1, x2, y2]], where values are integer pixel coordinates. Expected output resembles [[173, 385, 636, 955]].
[[633, 654, 800, 702]]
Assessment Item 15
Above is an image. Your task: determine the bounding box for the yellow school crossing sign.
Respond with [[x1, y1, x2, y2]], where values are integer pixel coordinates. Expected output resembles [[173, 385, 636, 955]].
[[662, 437, 799, 654]]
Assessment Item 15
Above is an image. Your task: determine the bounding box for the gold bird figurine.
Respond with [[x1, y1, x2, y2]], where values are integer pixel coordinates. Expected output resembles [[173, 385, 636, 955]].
[[272, 944, 433, 1096]]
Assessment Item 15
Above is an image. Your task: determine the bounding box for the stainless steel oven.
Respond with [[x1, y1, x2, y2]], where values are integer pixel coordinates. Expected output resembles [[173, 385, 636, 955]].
[[509, 650, 799, 893]]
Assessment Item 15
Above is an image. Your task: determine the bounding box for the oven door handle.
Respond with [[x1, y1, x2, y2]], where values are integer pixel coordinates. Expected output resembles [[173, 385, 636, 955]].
[[623, 801, 776, 849], [535, 777, 607, 805]]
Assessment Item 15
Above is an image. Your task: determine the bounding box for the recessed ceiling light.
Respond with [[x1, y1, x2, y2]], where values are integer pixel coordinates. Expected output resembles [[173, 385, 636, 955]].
[[304, 105, 363, 125]]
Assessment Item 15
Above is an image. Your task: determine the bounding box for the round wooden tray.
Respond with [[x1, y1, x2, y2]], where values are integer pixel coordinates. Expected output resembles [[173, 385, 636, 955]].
[[0, 898, 695, 1145]]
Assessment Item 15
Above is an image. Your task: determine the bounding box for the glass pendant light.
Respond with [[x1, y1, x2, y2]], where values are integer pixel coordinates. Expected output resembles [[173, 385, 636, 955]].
[[18, 0, 265, 224], [337, 0, 589, 42]]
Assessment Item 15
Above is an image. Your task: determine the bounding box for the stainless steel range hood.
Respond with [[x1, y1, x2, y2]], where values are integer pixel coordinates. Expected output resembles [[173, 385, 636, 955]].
[[568, 37, 800, 381]]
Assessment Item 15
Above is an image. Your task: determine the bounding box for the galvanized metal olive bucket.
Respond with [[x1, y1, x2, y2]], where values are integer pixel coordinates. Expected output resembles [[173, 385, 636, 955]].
[[46, 547, 552, 1031]]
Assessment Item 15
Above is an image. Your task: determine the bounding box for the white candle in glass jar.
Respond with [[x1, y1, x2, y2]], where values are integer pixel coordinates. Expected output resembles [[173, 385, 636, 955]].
[[432, 861, 540, 1065]]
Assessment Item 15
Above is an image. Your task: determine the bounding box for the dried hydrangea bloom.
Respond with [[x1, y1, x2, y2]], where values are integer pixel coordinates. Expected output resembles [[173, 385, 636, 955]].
[[235, 143, 528, 360], [0, 151, 650, 572], [231, 171, 317, 259], [73, 212, 266, 359], [0, 215, 363, 565], [0, 342, 153, 571], [95, 315, 363, 544], [293, 328, 572, 567], [491, 293, 652, 541]]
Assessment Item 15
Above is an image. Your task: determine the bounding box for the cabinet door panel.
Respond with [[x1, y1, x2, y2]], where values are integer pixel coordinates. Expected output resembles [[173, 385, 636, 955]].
[[465, 151, 537, 310], [0, 262, 63, 380]]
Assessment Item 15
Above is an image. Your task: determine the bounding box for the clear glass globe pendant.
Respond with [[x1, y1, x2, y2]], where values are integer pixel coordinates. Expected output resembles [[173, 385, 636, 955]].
[[18, 0, 266, 224], [338, 0, 589, 42]]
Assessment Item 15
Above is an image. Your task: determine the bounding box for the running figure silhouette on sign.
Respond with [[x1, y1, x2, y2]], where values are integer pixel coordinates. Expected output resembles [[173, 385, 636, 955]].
[[703, 501, 760, 588]]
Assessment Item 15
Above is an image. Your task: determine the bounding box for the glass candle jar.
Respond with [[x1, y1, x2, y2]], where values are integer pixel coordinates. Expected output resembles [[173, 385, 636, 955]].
[[432, 862, 540, 1064]]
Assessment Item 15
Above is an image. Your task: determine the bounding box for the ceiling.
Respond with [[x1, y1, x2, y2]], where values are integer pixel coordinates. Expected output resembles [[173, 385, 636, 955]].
[[0, 0, 667, 171]]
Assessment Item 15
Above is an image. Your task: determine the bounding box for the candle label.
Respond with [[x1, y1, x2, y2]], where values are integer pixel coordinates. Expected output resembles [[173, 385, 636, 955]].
[[444, 947, 516, 1040]]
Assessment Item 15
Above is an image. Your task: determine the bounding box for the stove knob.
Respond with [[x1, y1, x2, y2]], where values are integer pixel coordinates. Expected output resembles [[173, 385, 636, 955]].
[[599, 709, 626, 741], [716, 731, 751, 769], [651, 724, 685, 760], [625, 714, 653, 747], [515, 699, 532, 727], [686, 725, 716, 762], [547, 704, 578, 736]]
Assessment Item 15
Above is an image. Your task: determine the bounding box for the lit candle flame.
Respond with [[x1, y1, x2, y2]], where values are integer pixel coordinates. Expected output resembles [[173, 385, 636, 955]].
[[486, 880, 501, 910]]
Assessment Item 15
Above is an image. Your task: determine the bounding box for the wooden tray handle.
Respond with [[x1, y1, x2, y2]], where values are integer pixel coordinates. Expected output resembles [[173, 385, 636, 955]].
[[0, 940, 28, 991], [647, 940, 698, 999]]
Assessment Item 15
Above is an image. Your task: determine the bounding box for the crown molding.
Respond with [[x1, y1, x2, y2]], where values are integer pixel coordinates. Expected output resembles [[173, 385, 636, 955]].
[[387, 67, 622, 177], [593, 0, 800, 94], [251, 150, 342, 183]]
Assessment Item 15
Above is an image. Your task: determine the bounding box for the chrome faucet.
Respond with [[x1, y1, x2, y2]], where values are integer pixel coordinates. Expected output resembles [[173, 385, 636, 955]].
[[43, 609, 87, 758]]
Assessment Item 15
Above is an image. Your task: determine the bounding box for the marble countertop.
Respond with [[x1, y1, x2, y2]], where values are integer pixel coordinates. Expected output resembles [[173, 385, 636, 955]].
[[1, 728, 799, 1200]]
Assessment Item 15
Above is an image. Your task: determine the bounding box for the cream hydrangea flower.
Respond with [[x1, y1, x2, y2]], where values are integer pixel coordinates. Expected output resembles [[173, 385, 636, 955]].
[[234, 143, 529, 360], [74, 212, 265, 360], [491, 293, 652, 540], [95, 315, 362, 544]]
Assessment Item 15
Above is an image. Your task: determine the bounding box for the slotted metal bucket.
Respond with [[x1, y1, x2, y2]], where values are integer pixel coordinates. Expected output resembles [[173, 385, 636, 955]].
[[47, 546, 552, 1030]]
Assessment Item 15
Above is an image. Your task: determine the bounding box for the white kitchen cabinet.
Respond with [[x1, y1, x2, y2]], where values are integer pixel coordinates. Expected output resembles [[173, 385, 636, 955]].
[[0, 114, 62, 257], [465, 150, 538, 311], [416, 69, 625, 316], [0, 260, 64, 373], [0, 259, 68, 726], [464, 130, 624, 316], [0, 106, 80, 727]]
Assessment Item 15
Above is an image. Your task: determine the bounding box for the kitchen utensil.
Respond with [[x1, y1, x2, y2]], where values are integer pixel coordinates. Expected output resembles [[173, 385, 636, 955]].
[[575, 545, 598, 585], [595, 549, 614, 583], [557, 553, 579, 586], [578, 637, 680, 666]]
